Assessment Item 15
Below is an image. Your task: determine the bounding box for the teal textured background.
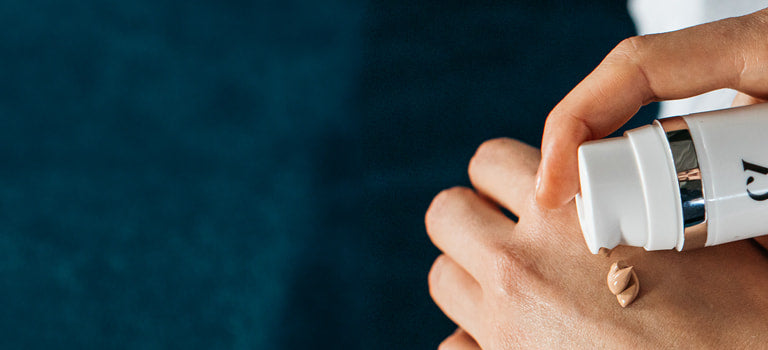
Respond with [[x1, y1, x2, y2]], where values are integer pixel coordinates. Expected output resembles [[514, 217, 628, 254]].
[[0, 1, 655, 348]]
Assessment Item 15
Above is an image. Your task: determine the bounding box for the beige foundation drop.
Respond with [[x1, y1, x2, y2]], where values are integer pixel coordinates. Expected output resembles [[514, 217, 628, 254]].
[[606, 261, 639, 307]]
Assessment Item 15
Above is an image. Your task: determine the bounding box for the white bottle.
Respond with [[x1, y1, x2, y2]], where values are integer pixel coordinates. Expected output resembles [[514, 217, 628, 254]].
[[576, 103, 768, 254]]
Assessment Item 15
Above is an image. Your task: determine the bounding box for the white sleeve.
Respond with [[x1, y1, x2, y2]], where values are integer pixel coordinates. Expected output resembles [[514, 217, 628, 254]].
[[627, 0, 766, 118]]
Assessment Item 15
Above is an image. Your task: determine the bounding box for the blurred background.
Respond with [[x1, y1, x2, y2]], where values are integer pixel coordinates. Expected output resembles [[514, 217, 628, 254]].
[[0, 1, 657, 349]]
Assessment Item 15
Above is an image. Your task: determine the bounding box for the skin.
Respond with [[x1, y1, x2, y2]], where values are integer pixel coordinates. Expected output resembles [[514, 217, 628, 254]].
[[427, 138, 768, 349], [428, 8, 768, 348]]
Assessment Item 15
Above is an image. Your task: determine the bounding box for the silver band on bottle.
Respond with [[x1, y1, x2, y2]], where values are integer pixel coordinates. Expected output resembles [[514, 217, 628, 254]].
[[658, 117, 708, 250]]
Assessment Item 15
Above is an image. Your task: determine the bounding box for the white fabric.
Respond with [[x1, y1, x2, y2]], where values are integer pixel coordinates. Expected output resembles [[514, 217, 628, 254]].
[[627, 0, 767, 118]]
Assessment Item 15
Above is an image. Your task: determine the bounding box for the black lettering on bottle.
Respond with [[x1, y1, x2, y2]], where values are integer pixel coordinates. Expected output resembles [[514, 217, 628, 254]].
[[743, 160, 768, 201]]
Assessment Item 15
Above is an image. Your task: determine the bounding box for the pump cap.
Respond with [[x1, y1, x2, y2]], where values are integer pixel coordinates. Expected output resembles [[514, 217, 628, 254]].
[[576, 124, 682, 254], [576, 138, 647, 253]]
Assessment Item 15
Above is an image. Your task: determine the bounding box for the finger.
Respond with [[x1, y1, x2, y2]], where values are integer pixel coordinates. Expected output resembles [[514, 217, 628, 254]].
[[732, 92, 767, 107], [429, 255, 483, 338], [468, 138, 540, 218], [425, 187, 514, 280], [536, 9, 768, 208], [438, 328, 481, 350]]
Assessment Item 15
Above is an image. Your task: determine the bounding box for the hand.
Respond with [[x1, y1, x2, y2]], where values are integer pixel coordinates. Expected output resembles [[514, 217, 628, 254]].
[[427, 138, 768, 349], [536, 8, 768, 208]]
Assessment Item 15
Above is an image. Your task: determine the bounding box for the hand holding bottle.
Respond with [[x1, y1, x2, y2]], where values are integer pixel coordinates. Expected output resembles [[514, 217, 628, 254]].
[[428, 138, 768, 349], [535, 8, 768, 209]]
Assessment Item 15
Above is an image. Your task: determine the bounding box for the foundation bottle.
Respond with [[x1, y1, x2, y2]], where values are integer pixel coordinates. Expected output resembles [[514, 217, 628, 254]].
[[576, 103, 768, 254]]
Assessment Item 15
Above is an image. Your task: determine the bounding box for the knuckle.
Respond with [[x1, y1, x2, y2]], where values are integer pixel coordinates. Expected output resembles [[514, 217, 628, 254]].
[[737, 15, 768, 87], [470, 138, 514, 166], [425, 186, 473, 231], [468, 137, 529, 181], [608, 35, 657, 101], [475, 137, 514, 158], [611, 36, 648, 63]]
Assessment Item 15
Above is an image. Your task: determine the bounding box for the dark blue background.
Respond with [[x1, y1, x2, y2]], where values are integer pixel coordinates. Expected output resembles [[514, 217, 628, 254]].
[[0, 1, 656, 348]]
